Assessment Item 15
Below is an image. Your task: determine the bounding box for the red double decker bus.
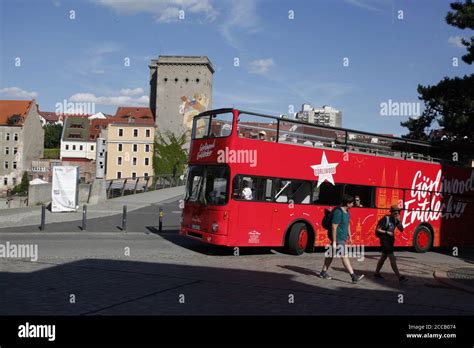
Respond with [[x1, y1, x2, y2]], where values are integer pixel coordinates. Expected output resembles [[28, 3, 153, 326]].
[[180, 108, 474, 254]]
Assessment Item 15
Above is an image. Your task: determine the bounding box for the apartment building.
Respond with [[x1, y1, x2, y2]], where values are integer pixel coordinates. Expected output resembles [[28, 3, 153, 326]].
[[0, 100, 44, 195], [296, 104, 342, 127], [105, 122, 155, 180]]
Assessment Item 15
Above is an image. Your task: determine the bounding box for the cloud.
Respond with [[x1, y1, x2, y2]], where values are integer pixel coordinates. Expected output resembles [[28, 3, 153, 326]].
[[221, 0, 261, 49], [249, 58, 274, 75], [69, 90, 149, 106], [0, 87, 38, 99], [120, 87, 144, 96], [94, 0, 218, 23], [345, 0, 388, 14], [448, 35, 466, 49]]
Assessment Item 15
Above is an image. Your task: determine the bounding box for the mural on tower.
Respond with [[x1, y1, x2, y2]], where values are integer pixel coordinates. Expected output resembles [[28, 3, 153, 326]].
[[180, 93, 210, 131]]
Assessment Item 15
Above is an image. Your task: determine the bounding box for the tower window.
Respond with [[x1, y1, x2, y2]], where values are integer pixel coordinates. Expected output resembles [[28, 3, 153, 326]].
[[196, 78, 200, 83], [174, 78, 178, 82]]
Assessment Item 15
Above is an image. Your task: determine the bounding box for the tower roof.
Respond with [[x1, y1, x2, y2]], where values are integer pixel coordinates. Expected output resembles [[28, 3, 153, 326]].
[[150, 55, 214, 73]]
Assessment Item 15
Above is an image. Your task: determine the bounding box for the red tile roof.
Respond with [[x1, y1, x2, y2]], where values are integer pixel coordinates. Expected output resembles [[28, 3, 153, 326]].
[[0, 100, 33, 126], [114, 107, 154, 125], [39, 111, 61, 122], [89, 118, 115, 141]]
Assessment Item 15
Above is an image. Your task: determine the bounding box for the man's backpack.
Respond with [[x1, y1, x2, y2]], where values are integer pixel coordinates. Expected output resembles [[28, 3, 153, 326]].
[[322, 207, 341, 239]]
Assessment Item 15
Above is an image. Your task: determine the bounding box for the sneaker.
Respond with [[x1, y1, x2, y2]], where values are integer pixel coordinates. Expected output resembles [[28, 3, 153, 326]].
[[318, 271, 332, 280], [399, 276, 408, 283], [374, 273, 384, 279], [351, 274, 365, 283]]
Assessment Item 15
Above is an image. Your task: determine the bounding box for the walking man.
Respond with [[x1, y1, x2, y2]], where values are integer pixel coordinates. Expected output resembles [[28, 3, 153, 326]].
[[319, 194, 365, 284], [374, 205, 408, 283]]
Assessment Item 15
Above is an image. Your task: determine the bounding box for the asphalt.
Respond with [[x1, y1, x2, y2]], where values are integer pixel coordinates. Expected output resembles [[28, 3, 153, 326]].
[[0, 186, 185, 231]]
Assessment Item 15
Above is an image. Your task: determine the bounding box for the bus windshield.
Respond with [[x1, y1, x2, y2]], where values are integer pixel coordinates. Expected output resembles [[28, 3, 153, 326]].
[[192, 112, 234, 139], [185, 165, 230, 205]]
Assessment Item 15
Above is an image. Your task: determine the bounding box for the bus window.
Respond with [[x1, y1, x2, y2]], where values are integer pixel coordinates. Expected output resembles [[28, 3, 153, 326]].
[[192, 113, 233, 139], [203, 166, 230, 205], [264, 178, 273, 201], [211, 113, 233, 137], [185, 166, 205, 202], [233, 175, 255, 201], [274, 179, 311, 204], [185, 165, 229, 205], [237, 113, 277, 141], [344, 184, 375, 208], [312, 182, 344, 206]]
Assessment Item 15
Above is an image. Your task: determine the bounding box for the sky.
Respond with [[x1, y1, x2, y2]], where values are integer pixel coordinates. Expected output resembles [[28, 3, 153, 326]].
[[0, 0, 472, 136]]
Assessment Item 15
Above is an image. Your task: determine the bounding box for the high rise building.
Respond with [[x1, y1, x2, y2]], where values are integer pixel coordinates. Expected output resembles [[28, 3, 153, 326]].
[[149, 56, 214, 137], [296, 104, 342, 127]]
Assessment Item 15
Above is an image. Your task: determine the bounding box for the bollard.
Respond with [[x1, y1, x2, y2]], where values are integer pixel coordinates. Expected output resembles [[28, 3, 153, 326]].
[[122, 205, 127, 231], [82, 204, 87, 231], [159, 207, 163, 232], [40, 204, 46, 231]]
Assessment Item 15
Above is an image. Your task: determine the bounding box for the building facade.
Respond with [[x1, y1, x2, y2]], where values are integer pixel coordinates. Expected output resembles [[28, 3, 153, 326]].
[[60, 117, 97, 161], [296, 104, 342, 127], [149, 55, 214, 137], [105, 123, 155, 180], [0, 100, 44, 195]]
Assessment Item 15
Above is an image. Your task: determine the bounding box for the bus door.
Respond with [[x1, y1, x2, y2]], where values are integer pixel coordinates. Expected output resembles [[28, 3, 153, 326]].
[[233, 176, 275, 246], [271, 179, 313, 243]]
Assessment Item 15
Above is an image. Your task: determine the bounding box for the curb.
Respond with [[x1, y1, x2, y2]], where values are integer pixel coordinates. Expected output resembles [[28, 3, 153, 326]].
[[433, 270, 474, 294]]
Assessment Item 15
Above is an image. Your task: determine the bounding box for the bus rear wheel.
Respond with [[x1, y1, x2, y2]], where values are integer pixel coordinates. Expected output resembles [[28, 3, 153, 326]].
[[288, 223, 308, 255], [413, 226, 433, 253]]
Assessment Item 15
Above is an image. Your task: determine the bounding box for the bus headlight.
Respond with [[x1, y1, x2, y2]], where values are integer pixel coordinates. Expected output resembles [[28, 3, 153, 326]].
[[212, 223, 218, 232]]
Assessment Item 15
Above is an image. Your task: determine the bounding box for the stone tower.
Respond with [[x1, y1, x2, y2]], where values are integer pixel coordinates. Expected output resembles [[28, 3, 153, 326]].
[[149, 56, 214, 138]]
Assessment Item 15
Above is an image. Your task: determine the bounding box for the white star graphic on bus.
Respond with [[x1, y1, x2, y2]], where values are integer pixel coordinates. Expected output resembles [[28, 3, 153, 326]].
[[311, 152, 339, 188]]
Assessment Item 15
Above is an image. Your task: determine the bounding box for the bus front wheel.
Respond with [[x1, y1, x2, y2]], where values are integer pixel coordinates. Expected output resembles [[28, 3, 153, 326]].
[[288, 223, 308, 255], [413, 225, 433, 253]]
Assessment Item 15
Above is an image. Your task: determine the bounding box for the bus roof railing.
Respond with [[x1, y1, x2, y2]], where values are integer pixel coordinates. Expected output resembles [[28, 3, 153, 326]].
[[194, 108, 471, 166]]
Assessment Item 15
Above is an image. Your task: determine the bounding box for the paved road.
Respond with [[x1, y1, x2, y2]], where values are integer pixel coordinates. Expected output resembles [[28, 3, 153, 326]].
[[0, 197, 182, 233], [1, 196, 473, 315], [0, 186, 185, 230]]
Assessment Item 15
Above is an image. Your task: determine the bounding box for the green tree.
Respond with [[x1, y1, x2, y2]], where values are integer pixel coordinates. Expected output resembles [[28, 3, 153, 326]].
[[13, 171, 29, 195], [153, 131, 188, 176], [401, 0, 474, 143], [43, 124, 63, 148], [446, 0, 474, 64]]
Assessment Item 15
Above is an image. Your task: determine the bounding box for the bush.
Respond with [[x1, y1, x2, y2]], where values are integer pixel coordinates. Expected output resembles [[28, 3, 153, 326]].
[[44, 148, 60, 159], [12, 171, 29, 195]]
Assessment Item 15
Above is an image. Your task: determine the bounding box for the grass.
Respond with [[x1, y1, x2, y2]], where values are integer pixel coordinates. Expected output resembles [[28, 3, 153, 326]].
[[43, 148, 60, 159]]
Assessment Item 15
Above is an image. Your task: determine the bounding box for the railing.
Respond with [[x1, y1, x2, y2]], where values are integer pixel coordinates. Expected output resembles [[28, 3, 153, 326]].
[[106, 174, 184, 199], [236, 115, 441, 163], [0, 194, 28, 210]]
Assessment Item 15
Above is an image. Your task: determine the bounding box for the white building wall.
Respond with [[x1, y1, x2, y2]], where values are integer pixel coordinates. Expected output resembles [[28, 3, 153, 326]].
[[61, 141, 96, 160]]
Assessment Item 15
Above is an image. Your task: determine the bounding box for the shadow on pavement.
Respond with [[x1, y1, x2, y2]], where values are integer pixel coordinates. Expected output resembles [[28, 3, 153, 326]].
[[147, 227, 279, 256], [2, 257, 473, 316]]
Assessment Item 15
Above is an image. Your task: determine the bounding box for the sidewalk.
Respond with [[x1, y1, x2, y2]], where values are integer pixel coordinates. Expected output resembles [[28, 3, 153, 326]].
[[0, 186, 185, 229], [434, 267, 474, 294]]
